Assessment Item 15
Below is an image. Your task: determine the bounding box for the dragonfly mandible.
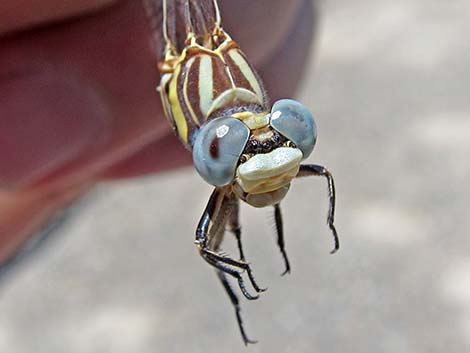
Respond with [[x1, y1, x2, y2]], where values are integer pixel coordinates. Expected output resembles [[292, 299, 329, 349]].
[[154, 0, 339, 344]]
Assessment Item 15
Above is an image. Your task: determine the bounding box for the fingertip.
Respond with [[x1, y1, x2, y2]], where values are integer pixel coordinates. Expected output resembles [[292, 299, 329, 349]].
[[0, 66, 112, 188], [100, 133, 192, 179], [0, 0, 118, 35]]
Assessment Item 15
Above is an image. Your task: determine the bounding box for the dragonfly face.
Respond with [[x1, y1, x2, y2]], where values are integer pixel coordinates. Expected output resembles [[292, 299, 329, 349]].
[[154, 0, 339, 345], [193, 99, 318, 208]]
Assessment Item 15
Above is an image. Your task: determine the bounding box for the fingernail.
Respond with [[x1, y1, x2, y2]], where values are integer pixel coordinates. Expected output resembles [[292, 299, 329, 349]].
[[0, 67, 111, 188]]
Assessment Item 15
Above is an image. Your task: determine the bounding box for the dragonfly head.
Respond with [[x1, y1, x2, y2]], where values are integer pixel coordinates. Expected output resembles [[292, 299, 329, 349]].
[[192, 99, 317, 207]]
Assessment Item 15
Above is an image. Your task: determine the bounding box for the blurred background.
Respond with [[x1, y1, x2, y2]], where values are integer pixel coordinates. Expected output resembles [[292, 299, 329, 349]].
[[0, 0, 469, 352]]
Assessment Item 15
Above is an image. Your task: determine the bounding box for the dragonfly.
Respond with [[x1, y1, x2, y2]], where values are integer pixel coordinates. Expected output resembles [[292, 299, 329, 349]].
[[154, 0, 339, 344]]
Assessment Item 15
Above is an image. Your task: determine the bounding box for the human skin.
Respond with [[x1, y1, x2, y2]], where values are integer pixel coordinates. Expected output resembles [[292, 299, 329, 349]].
[[0, 0, 314, 264]]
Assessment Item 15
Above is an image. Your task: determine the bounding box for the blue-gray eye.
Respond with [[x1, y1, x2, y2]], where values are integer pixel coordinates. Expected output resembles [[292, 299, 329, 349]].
[[270, 99, 317, 159], [192, 117, 250, 186]]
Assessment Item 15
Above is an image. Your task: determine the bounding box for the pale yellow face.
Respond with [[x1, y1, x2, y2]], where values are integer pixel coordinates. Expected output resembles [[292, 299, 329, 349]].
[[233, 147, 303, 208]]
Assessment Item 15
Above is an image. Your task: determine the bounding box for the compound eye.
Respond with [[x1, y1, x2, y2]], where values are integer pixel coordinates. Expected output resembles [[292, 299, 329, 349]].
[[192, 117, 250, 186], [270, 99, 317, 159]]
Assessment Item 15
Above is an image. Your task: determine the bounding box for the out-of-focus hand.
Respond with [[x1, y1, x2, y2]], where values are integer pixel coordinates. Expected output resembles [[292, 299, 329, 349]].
[[0, 0, 313, 264]]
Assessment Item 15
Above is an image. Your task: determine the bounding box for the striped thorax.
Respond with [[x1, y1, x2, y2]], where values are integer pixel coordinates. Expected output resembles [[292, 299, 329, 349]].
[[159, 30, 266, 146]]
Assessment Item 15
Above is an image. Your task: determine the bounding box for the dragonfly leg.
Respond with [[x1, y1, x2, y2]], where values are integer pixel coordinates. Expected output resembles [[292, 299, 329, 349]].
[[227, 200, 267, 293], [297, 164, 340, 254], [227, 200, 245, 261], [216, 270, 257, 345], [196, 188, 263, 299], [160, 0, 178, 55], [273, 204, 291, 275], [202, 253, 259, 300]]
